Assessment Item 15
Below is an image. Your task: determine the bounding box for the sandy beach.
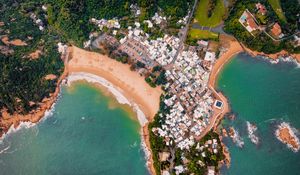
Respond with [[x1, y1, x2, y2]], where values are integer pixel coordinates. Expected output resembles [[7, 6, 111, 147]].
[[208, 35, 243, 131], [67, 46, 162, 175], [206, 34, 244, 166], [67, 46, 162, 120]]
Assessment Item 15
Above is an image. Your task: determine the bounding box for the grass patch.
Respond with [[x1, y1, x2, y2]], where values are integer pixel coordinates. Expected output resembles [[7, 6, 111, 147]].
[[188, 29, 219, 40], [267, 0, 287, 22], [194, 0, 226, 27], [256, 13, 268, 25]]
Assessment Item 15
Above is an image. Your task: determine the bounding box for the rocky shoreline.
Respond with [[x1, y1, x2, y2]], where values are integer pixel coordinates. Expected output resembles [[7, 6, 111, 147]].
[[0, 67, 68, 141]]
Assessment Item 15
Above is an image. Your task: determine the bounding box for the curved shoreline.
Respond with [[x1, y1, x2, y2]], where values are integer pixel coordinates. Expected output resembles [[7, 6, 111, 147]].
[[67, 72, 153, 173], [0, 66, 68, 140], [207, 35, 244, 166], [67, 72, 149, 126], [67, 46, 162, 175], [0, 46, 161, 175], [0, 72, 156, 174], [210, 35, 300, 168]]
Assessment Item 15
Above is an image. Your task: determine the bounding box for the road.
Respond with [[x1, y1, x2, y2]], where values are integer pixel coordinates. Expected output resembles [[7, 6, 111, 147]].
[[191, 22, 226, 34], [170, 0, 199, 65]]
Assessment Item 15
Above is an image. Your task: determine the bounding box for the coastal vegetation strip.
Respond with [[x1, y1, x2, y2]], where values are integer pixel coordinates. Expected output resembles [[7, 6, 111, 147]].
[[194, 0, 226, 27]]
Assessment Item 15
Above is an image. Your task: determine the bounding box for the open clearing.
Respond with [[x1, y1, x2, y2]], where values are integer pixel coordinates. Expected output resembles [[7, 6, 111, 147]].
[[194, 0, 226, 27], [188, 28, 219, 40], [268, 0, 286, 22]]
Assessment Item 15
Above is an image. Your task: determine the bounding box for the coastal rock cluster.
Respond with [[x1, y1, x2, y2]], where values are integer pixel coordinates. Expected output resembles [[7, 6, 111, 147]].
[[246, 121, 259, 145], [275, 122, 300, 152]]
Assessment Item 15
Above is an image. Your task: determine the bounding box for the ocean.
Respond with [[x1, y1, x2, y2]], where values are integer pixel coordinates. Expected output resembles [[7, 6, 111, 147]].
[[218, 53, 300, 175], [0, 82, 149, 175]]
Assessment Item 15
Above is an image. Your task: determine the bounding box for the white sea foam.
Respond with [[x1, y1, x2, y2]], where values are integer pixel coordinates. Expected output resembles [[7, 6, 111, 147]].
[[230, 127, 244, 148], [67, 72, 149, 126], [140, 128, 152, 171], [0, 145, 10, 154], [0, 89, 59, 143], [130, 141, 138, 148], [246, 121, 259, 145], [263, 118, 278, 123], [260, 56, 300, 68], [279, 57, 300, 68]]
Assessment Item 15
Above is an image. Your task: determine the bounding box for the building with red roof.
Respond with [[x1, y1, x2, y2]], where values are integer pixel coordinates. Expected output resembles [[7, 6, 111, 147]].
[[239, 10, 260, 34], [271, 23, 283, 38], [256, 3, 267, 15]]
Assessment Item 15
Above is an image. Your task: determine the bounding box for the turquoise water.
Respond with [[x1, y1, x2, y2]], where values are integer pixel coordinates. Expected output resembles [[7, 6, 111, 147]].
[[0, 83, 149, 175], [218, 53, 300, 175]]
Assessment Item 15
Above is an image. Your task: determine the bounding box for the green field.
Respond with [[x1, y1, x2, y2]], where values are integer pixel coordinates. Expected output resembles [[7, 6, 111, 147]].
[[194, 0, 226, 27], [268, 0, 286, 22], [188, 28, 219, 40]]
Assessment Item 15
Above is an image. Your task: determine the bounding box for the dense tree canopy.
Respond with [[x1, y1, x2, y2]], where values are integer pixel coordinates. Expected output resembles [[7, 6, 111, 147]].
[[224, 0, 300, 54], [0, 0, 64, 114]]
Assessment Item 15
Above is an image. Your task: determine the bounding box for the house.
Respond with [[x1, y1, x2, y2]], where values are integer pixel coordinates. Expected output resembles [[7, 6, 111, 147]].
[[271, 23, 283, 38], [197, 40, 209, 47], [207, 166, 215, 175], [239, 10, 260, 33], [204, 51, 216, 61], [256, 3, 267, 15], [294, 35, 300, 46]]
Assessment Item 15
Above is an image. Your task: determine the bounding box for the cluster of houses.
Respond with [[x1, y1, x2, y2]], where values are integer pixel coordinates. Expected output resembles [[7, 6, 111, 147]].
[[118, 22, 181, 67], [29, 13, 45, 31], [239, 3, 284, 39], [90, 18, 121, 29], [152, 13, 167, 25], [88, 12, 220, 153], [86, 5, 222, 174], [130, 4, 141, 17], [102, 12, 223, 154], [152, 47, 216, 150]]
